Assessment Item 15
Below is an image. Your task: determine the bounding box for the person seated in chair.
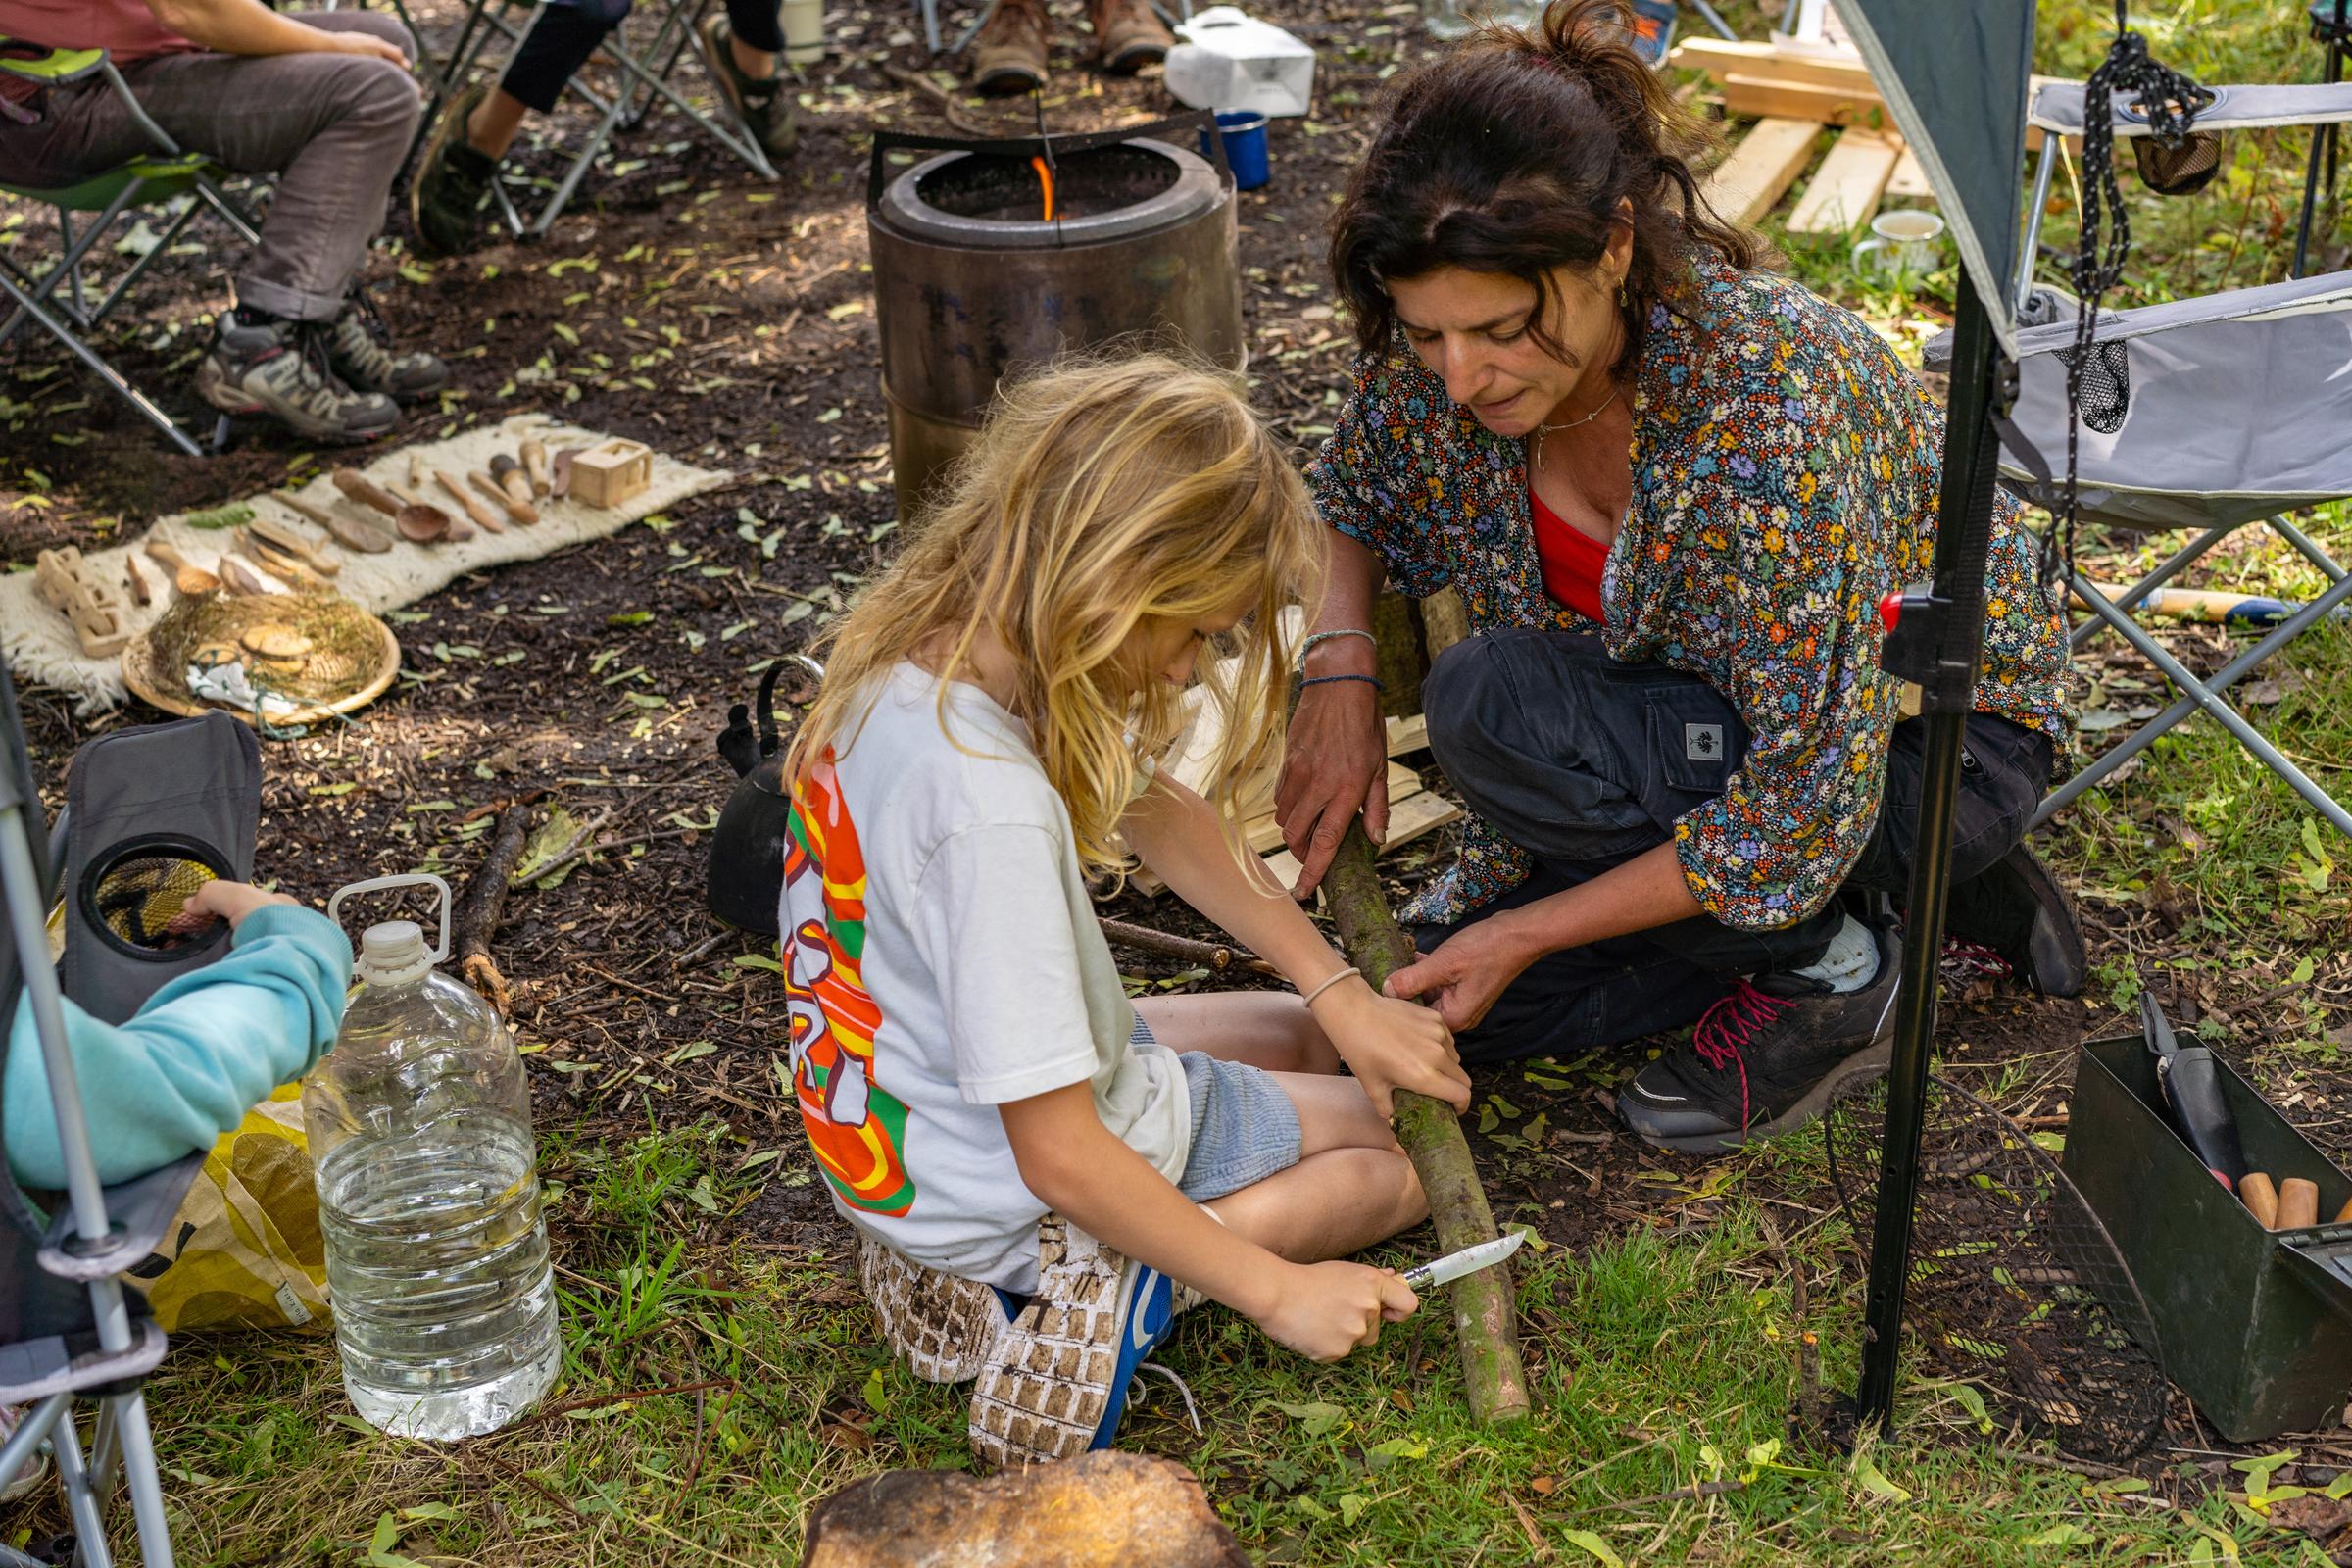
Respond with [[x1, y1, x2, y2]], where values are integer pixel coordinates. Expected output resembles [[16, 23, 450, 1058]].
[[410, 0, 801, 257], [0, 0, 452, 443]]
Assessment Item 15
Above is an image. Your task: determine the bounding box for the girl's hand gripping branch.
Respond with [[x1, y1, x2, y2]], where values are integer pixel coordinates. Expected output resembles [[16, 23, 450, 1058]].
[[1305, 978, 1468, 1119]]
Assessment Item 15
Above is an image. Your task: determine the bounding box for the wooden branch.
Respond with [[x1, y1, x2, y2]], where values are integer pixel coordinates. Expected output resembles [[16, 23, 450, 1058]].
[[878, 60, 984, 135], [1097, 917, 1277, 977], [456, 798, 540, 1015], [1322, 824, 1532, 1425]]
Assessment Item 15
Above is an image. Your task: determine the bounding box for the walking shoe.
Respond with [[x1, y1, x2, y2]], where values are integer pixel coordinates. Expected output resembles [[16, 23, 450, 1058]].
[[966, 1215, 1193, 1467], [326, 295, 450, 403], [970, 0, 1051, 95], [1618, 920, 1902, 1152], [856, 1232, 1013, 1385], [195, 312, 399, 443], [409, 83, 499, 258], [1944, 841, 2087, 999], [1087, 0, 1173, 74], [696, 15, 799, 164]]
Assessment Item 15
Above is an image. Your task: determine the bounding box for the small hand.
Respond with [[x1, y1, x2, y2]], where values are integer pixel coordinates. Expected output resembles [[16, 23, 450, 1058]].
[[1383, 919, 1533, 1034], [176, 880, 297, 933], [325, 30, 417, 78], [1255, 1260, 1418, 1361], [1307, 978, 1470, 1117]]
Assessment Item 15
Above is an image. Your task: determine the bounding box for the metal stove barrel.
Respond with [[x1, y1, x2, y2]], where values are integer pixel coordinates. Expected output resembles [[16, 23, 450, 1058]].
[[867, 125, 1245, 520]]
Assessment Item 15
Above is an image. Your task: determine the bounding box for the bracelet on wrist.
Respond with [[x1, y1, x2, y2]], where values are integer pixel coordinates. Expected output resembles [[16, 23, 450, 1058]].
[[1298, 966, 1362, 1007], [1299, 672, 1383, 693], [1301, 628, 1376, 658]]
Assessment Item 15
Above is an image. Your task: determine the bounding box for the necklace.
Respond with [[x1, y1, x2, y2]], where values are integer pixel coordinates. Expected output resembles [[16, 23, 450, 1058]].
[[1532, 383, 1623, 468]]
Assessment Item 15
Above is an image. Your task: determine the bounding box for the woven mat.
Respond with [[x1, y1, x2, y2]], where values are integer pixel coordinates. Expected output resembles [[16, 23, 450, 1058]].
[[2, 414, 730, 712]]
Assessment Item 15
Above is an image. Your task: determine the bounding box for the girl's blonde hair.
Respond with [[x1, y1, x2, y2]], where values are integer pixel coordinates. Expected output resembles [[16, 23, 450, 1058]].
[[787, 351, 1325, 874]]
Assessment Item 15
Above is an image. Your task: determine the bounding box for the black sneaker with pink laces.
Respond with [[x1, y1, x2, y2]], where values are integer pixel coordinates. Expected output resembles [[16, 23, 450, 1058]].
[[1617, 919, 1903, 1152]]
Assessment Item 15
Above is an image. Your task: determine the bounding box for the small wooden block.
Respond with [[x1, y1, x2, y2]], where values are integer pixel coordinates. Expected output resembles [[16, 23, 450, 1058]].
[[1385, 711, 1430, 758], [34, 547, 133, 657], [1885, 144, 1935, 202], [1787, 129, 1902, 234], [1700, 118, 1824, 227], [568, 439, 654, 509]]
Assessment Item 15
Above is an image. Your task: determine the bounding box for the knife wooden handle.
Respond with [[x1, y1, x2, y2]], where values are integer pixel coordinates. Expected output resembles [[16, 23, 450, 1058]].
[[2334, 1194, 2352, 1225], [470, 468, 538, 526], [2279, 1178, 2321, 1230], [521, 438, 551, 497], [332, 467, 405, 518], [2242, 1172, 2281, 1228]]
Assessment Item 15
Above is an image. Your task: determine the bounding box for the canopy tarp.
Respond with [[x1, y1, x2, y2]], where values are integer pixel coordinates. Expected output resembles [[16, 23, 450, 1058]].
[[1836, 0, 2036, 353]]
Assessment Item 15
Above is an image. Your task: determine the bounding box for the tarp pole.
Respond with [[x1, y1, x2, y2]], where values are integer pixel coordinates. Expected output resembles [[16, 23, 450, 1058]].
[[1856, 270, 2006, 1427]]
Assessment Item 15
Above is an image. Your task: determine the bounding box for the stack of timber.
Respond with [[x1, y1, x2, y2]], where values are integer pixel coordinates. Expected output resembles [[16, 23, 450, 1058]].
[[1673, 34, 1931, 237]]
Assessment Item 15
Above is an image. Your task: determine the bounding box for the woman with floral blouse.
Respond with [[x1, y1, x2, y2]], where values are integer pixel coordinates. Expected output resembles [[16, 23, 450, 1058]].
[[1273, 0, 2083, 1152]]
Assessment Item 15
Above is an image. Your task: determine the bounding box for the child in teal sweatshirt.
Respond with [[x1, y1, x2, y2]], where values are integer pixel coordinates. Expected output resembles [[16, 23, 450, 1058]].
[[5, 879, 352, 1191]]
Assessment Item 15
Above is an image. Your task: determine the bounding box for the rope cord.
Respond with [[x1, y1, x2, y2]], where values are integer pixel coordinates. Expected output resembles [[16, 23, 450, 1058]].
[[2044, 4, 2216, 608]]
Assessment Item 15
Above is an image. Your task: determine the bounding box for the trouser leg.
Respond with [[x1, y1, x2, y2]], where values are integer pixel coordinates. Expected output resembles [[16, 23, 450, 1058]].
[[502, 0, 633, 113], [98, 13, 423, 320], [1417, 629, 2054, 1063], [725, 0, 788, 53]]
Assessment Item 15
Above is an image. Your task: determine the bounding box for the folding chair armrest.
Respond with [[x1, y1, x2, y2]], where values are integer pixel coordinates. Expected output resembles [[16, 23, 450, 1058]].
[[2031, 79, 2352, 137], [35, 1150, 205, 1282], [0, 41, 106, 87], [95, 58, 183, 158]]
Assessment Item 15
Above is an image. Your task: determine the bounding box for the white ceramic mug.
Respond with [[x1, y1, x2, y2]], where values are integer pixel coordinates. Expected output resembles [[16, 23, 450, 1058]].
[[1851, 209, 1946, 274]]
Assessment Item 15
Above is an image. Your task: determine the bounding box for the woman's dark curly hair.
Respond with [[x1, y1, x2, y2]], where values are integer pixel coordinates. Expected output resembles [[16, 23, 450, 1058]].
[[1330, 0, 1761, 372]]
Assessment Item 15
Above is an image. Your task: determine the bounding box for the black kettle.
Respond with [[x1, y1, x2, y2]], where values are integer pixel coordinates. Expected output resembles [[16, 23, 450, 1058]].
[[707, 655, 819, 935]]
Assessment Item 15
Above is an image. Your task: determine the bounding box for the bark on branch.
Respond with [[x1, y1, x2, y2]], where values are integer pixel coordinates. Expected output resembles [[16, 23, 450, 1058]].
[[1322, 823, 1532, 1425], [455, 797, 540, 1015]]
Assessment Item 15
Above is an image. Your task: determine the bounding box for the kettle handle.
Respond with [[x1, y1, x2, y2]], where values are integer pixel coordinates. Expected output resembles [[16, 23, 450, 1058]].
[[755, 659, 786, 759], [328, 874, 453, 963]]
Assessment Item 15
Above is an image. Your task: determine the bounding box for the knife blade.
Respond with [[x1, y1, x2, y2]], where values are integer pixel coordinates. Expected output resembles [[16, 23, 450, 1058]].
[[1400, 1230, 1526, 1293]]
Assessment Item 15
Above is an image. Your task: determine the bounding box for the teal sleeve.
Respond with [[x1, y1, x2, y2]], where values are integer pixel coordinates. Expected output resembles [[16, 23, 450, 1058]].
[[5, 903, 353, 1190]]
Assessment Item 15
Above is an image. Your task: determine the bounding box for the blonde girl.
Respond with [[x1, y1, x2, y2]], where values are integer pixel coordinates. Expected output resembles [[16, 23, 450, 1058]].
[[777, 353, 1469, 1465]]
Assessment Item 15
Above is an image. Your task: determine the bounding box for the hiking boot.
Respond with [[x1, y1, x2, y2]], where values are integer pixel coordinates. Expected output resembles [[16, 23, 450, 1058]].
[[970, 0, 1051, 95], [409, 83, 499, 258], [1087, 0, 1173, 74], [196, 312, 399, 443], [1944, 840, 2087, 999], [696, 14, 799, 164], [966, 1214, 1195, 1467], [1618, 920, 1902, 1152], [326, 297, 450, 403]]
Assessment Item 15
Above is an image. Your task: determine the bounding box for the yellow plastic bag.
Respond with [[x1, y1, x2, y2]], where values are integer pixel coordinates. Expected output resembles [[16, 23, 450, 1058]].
[[122, 1085, 329, 1333]]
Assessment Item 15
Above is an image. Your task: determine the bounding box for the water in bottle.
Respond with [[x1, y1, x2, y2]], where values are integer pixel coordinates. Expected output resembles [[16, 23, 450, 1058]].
[[306, 876, 561, 1441]]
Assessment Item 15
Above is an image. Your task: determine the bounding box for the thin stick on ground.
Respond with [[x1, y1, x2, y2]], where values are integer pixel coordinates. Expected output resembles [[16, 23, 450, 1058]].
[[1097, 916, 1277, 976], [455, 794, 543, 1014], [1321, 822, 1532, 1425]]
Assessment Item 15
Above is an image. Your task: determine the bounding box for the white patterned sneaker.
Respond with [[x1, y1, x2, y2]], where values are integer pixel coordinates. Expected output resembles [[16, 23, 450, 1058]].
[[855, 1232, 1011, 1385]]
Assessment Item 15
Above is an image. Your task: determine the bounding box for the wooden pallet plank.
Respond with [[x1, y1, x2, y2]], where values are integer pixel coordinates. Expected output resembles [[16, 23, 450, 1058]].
[[1260, 789, 1463, 894], [1385, 711, 1428, 757], [1700, 118, 1823, 227], [1787, 129, 1902, 234], [1669, 36, 1875, 93], [1719, 74, 1889, 129], [1884, 143, 1935, 201]]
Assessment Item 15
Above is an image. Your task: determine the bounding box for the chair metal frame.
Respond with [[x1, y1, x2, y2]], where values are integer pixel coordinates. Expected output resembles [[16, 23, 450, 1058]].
[[409, 0, 777, 240], [2006, 91, 2352, 839], [0, 662, 193, 1568], [0, 50, 260, 457], [2297, 0, 2349, 277]]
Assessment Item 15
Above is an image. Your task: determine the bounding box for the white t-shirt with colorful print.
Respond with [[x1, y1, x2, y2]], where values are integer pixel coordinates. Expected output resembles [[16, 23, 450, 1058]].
[[777, 661, 1191, 1292]]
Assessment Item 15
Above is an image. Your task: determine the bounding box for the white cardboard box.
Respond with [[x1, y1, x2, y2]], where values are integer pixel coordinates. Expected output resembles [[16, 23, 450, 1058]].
[[1164, 7, 1316, 119]]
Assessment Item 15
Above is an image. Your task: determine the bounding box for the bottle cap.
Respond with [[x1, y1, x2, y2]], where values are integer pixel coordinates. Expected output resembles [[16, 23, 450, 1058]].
[[357, 919, 435, 987]]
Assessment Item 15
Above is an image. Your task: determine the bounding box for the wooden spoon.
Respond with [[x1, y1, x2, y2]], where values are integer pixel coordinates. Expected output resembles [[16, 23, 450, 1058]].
[[434, 468, 506, 534], [217, 555, 284, 597], [144, 539, 220, 595], [395, 503, 454, 544], [469, 468, 538, 527]]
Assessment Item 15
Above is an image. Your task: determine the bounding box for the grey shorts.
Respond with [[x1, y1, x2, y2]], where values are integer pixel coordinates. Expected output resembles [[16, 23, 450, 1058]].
[[1130, 1017, 1303, 1201]]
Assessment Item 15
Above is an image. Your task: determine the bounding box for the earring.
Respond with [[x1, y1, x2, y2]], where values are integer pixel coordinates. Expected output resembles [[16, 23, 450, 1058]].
[[1617, 279, 1630, 307]]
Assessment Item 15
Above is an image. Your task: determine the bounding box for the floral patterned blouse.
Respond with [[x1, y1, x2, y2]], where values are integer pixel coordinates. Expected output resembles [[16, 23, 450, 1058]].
[[1307, 261, 2071, 930]]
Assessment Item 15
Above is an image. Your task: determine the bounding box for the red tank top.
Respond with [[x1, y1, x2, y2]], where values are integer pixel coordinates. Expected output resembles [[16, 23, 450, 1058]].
[[1529, 485, 1610, 624]]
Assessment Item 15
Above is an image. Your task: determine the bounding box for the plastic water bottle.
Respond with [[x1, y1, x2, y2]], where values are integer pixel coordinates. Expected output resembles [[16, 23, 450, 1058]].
[[305, 875, 560, 1440]]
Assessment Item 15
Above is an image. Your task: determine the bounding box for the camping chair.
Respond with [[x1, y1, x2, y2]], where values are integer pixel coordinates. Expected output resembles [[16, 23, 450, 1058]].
[[0, 669, 267, 1568], [0, 44, 263, 458], [423, 0, 777, 239], [1967, 78, 2352, 839]]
